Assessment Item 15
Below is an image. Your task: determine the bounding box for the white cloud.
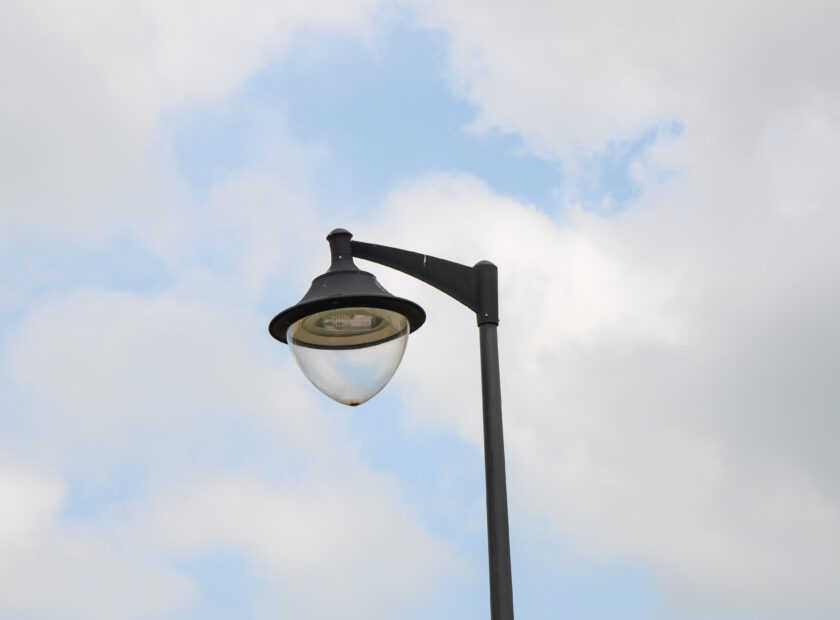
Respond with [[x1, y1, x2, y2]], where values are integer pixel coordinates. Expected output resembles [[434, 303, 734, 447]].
[[387, 8, 840, 614], [0, 0, 381, 245], [1, 282, 461, 617], [0, 464, 193, 618], [413, 0, 840, 157], [358, 171, 840, 616], [2, 287, 337, 473], [140, 471, 460, 619], [0, 461, 459, 619]]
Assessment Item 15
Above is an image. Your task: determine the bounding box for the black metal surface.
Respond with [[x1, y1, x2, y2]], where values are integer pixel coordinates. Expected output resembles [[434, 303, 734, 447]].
[[351, 240, 479, 312], [480, 323, 514, 620], [474, 260, 499, 326], [350, 240, 499, 327]]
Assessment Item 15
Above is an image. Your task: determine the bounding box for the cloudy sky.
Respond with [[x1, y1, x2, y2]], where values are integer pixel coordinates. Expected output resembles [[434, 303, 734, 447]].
[[1, 1, 839, 618]]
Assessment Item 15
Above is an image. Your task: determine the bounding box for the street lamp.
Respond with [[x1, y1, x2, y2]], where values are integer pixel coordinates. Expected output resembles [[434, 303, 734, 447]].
[[269, 228, 514, 620]]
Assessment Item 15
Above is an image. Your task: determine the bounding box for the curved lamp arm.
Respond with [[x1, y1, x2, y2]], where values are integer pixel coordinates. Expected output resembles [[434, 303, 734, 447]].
[[350, 240, 499, 326]]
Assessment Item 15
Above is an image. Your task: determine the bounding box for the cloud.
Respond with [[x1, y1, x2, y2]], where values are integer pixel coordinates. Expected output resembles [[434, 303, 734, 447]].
[[413, 0, 840, 157], [1, 281, 461, 618], [382, 7, 840, 613], [140, 470, 461, 619], [357, 171, 840, 616], [0, 0, 381, 245], [2, 285, 343, 473], [0, 461, 459, 619], [0, 464, 193, 618]]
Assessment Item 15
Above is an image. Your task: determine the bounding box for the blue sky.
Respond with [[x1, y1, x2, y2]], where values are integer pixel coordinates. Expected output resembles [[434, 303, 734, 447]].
[[1, 2, 839, 619], [168, 20, 564, 212]]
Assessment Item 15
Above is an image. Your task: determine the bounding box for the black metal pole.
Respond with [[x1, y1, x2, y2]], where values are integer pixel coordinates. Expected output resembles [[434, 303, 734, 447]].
[[474, 257, 514, 620], [479, 324, 514, 620]]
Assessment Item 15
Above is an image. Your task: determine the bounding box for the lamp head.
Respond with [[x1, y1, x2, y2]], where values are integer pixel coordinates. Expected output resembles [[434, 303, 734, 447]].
[[269, 229, 425, 406]]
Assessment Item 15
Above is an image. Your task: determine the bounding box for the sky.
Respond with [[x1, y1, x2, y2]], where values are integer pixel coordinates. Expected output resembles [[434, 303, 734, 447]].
[[1, 1, 839, 618]]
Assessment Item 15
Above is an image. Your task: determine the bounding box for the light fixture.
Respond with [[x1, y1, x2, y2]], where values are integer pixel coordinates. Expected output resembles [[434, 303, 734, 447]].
[[269, 228, 514, 620], [269, 229, 424, 405]]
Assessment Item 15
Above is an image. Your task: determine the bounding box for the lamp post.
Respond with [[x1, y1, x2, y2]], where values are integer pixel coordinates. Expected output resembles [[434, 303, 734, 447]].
[[269, 228, 514, 620]]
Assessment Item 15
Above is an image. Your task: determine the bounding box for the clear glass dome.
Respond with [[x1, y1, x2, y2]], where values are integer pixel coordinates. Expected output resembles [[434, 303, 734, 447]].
[[287, 307, 410, 406]]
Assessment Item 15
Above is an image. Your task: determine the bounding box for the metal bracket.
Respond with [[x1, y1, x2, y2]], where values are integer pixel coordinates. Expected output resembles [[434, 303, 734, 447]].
[[350, 239, 499, 326]]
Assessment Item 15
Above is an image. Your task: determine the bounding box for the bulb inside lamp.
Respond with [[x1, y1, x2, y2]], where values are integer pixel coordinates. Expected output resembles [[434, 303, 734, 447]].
[[287, 307, 410, 406]]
